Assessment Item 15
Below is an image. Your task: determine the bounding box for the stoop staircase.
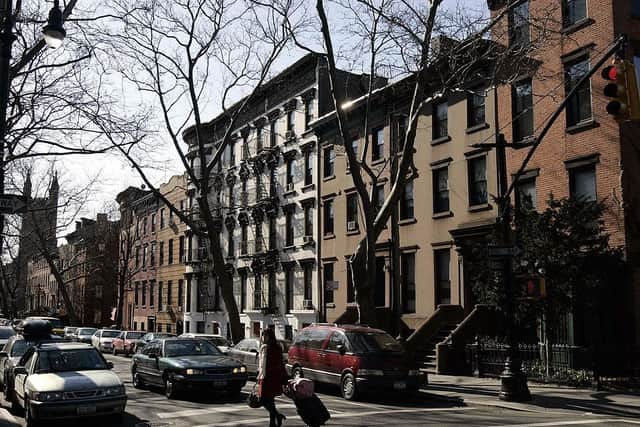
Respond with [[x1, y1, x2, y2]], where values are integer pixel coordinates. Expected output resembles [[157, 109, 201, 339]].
[[414, 322, 459, 374]]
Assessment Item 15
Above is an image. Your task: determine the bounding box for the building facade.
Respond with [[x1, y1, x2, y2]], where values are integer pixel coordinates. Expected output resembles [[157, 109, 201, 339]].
[[489, 0, 640, 351], [182, 54, 371, 340], [314, 79, 499, 330]]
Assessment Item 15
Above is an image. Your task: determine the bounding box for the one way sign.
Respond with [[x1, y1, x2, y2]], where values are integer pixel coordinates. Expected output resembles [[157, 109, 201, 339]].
[[0, 194, 27, 214]]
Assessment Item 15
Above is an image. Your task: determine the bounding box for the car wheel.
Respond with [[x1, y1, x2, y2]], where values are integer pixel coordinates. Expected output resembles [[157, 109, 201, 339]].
[[132, 367, 145, 389], [292, 366, 304, 380], [164, 374, 177, 399], [341, 373, 358, 401], [24, 398, 39, 427]]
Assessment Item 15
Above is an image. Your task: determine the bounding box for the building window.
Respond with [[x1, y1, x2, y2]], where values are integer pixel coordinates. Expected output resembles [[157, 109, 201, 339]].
[[401, 253, 416, 313], [285, 266, 293, 313], [509, 0, 530, 47], [435, 249, 451, 305], [286, 157, 294, 189], [346, 193, 358, 231], [323, 199, 334, 236], [142, 282, 147, 306], [432, 101, 448, 140], [186, 278, 191, 312], [565, 57, 592, 127], [159, 241, 164, 266], [160, 209, 165, 228], [468, 157, 488, 206], [516, 178, 537, 210], [512, 78, 533, 142], [467, 87, 486, 127], [229, 139, 236, 166], [569, 164, 596, 201], [269, 120, 277, 147], [348, 139, 358, 170], [324, 263, 334, 304], [267, 217, 276, 250], [135, 247, 140, 268], [303, 264, 313, 301], [149, 281, 154, 308], [240, 271, 247, 312], [179, 236, 185, 263], [395, 115, 408, 150], [168, 239, 174, 264], [433, 167, 450, 214], [228, 229, 235, 256], [304, 204, 313, 237], [241, 224, 248, 254], [305, 99, 314, 129], [158, 282, 163, 308], [196, 321, 205, 334], [151, 214, 156, 232], [562, 0, 586, 27], [372, 127, 384, 161], [253, 274, 262, 309], [167, 280, 172, 305], [254, 127, 263, 151], [143, 218, 147, 235], [150, 242, 156, 266], [142, 245, 147, 268], [134, 283, 139, 306], [242, 134, 249, 160], [285, 209, 294, 246], [400, 181, 414, 220], [255, 222, 263, 253], [287, 108, 295, 133], [304, 151, 313, 186], [323, 146, 335, 178]]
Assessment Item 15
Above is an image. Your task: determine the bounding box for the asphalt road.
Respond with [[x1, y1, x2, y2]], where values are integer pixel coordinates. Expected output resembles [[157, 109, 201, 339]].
[[0, 353, 639, 426]]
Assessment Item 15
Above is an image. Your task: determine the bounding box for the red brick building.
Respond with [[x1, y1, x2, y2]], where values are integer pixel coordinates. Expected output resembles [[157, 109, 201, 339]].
[[490, 0, 640, 354]]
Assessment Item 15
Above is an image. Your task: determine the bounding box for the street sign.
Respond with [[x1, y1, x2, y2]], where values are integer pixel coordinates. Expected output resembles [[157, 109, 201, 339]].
[[0, 194, 27, 214], [487, 245, 521, 259], [325, 280, 339, 291]]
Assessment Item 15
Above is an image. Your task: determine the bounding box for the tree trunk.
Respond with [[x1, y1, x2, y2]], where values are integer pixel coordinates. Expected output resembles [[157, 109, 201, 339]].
[[209, 232, 243, 343], [114, 273, 126, 328], [351, 236, 379, 327]]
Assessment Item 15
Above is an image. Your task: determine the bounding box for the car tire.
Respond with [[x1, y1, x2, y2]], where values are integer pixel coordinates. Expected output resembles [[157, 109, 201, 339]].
[[292, 366, 304, 380], [24, 398, 39, 427], [164, 374, 178, 399], [341, 373, 358, 401], [132, 367, 145, 389]]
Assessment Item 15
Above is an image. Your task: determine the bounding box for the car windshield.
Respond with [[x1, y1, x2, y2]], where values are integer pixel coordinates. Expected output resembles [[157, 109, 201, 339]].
[[38, 349, 107, 373], [101, 331, 120, 338], [11, 340, 34, 357], [165, 340, 222, 357], [65, 327, 77, 333], [0, 328, 15, 339], [78, 328, 97, 336], [126, 332, 144, 339], [346, 332, 403, 353], [205, 337, 229, 346], [48, 319, 64, 329]]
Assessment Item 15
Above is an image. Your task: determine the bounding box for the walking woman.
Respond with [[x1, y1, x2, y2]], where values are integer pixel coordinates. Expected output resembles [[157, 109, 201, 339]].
[[258, 328, 288, 427]]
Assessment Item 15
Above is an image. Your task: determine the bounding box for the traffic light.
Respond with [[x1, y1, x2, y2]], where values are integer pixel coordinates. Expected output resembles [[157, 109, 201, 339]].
[[601, 60, 640, 122]]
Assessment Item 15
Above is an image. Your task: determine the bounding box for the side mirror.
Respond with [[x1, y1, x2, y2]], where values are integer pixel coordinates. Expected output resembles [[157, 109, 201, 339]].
[[14, 366, 27, 376], [0, 351, 8, 359], [107, 362, 114, 369], [337, 345, 346, 355]]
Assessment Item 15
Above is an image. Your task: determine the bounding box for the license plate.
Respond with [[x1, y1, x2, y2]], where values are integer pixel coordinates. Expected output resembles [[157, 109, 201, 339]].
[[77, 405, 96, 415], [393, 381, 406, 390], [213, 380, 227, 387]]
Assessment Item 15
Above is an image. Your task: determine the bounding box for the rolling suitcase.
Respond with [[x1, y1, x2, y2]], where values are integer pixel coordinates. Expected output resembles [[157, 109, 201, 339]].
[[293, 393, 330, 427]]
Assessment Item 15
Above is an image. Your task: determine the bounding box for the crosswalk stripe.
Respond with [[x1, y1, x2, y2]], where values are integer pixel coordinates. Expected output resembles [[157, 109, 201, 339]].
[[191, 406, 477, 427], [156, 403, 297, 419], [493, 419, 640, 427]]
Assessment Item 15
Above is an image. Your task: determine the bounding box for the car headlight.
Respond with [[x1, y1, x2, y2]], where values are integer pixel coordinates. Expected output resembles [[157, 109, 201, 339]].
[[105, 385, 125, 396], [232, 366, 247, 374], [408, 369, 420, 376], [32, 391, 64, 401], [185, 369, 205, 375], [358, 369, 384, 376]]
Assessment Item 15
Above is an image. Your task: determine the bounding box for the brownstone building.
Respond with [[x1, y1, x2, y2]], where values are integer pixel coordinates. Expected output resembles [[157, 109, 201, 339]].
[[489, 0, 640, 353]]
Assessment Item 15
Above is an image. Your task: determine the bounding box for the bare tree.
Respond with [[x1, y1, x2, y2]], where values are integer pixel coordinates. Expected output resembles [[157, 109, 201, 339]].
[[96, 0, 301, 342]]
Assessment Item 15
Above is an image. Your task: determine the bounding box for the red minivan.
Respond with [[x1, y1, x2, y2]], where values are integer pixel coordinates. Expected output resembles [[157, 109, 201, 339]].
[[287, 324, 422, 400]]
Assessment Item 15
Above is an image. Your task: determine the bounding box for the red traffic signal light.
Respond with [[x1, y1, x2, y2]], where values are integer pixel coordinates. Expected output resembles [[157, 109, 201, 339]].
[[601, 61, 640, 121]]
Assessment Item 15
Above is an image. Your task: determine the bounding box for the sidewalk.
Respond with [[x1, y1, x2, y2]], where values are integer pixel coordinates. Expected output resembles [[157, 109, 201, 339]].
[[0, 408, 18, 427], [422, 374, 640, 418]]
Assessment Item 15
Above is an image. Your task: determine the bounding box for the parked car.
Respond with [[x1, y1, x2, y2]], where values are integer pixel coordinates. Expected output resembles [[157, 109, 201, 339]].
[[112, 331, 145, 356], [178, 333, 232, 353], [63, 327, 78, 340], [286, 324, 422, 400], [131, 338, 247, 399], [0, 326, 16, 349], [13, 341, 126, 426], [1, 320, 61, 409], [24, 316, 64, 337], [135, 332, 175, 353], [226, 337, 291, 378], [75, 328, 98, 344], [91, 329, 121, 352]]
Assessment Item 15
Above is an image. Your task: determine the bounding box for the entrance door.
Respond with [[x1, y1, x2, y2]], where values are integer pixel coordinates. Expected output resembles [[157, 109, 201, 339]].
[[375, 257, 386, 307], [252, 321, 261, 337], [147, 317, 156, 332]]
